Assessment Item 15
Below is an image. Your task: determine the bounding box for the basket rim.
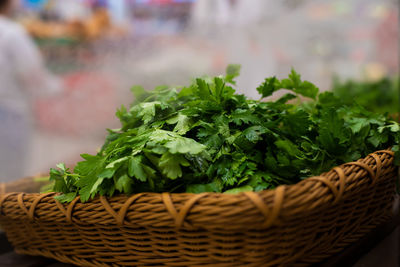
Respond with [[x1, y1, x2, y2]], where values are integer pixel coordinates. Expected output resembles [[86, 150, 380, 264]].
[[0, 149, 396, 230]]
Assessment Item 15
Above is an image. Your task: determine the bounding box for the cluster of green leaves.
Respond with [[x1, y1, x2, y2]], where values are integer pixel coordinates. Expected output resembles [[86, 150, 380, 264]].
[[332, 76, 399, 116], [49, 65, 400, 203]]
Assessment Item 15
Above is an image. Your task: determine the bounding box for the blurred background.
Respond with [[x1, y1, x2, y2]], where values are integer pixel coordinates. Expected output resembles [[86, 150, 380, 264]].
[[0, 0, 398, 182]]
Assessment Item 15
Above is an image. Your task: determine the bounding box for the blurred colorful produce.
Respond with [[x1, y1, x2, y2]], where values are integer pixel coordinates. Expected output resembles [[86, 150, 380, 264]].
[[22, 8, 111, 41], [34, 72, 117, 136]]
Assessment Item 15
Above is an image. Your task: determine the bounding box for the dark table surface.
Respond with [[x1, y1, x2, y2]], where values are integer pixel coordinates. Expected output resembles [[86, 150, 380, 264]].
[[0, 233, 75, 267], [0, 215, 399, 267]]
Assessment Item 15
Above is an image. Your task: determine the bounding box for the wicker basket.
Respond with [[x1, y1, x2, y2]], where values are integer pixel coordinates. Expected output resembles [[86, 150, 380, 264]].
[[0, 150, 398, 266]]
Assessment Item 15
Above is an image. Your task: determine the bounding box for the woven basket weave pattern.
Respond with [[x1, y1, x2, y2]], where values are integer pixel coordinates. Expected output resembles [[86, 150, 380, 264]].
[[0, 150, 397, 266]]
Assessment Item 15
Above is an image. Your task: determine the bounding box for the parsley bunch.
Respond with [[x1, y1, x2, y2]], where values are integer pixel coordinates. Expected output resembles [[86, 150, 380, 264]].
[[49, 66, 400, 203]]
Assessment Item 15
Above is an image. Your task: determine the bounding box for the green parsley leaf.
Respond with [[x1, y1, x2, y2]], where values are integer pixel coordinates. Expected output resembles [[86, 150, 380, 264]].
[[48, 66, 400, 202]]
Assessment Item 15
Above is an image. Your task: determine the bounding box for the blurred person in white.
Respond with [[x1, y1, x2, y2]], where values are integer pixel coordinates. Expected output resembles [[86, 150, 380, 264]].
[[0, 0, 62, 182]]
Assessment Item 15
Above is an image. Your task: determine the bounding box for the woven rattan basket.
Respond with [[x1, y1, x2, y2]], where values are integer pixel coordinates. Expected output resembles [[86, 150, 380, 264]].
[[0, 150, 398, 266]]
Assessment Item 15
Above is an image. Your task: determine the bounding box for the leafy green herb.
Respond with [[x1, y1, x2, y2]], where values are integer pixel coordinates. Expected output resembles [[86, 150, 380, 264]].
[[49, 66, 400, 202], [332, 76, 399, 117]]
